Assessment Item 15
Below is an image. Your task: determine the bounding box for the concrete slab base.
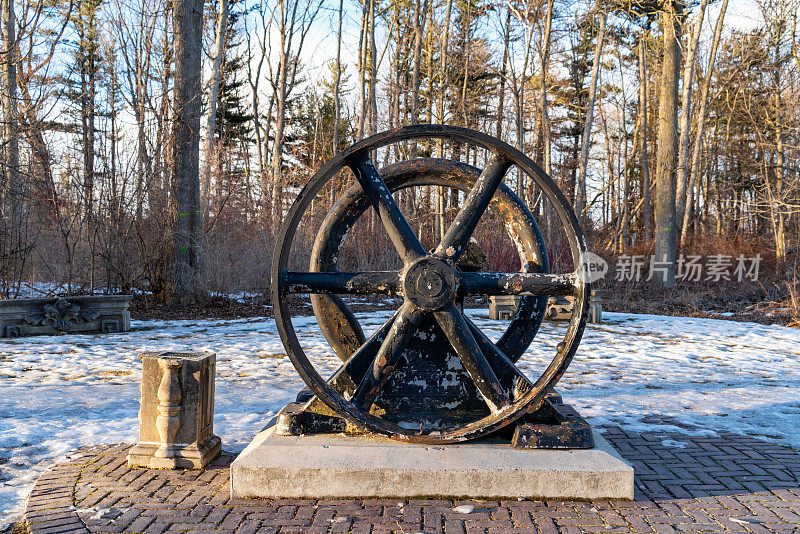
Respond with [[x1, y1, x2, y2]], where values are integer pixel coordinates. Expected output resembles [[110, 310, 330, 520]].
[[230, 426, 634, 500]]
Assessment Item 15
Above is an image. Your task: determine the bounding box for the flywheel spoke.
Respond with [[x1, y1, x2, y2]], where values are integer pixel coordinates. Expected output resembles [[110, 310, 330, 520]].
[[463, 315, 533, 398], [435, 153, 512, 261], [458, 271, 576, 296], [348, 153, 426, 264], [331, 309, 399, 393], [433, 303, 509, 413], [315, 309, 400, 398], [351, 302, 422, 410], [281, 270, 402, 295]]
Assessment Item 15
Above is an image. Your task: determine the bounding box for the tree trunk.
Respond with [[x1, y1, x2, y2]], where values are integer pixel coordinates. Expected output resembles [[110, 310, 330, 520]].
[[410, 0, 428, 126], [539, 0, 554, 175], [435, 0, 452, 242], [153, 7, 173, 215], [270, 0, 290, 226], [410, 0, 429, 156], [245, 17, 266, 196], [575, 10, 606, 219], [772, 17, 787, 259], [202, 0, 228, 209], [616, 45, 630, 252], [134, 67, 149, 221], [367, 0, 377, 137], [496, 8, 510, 140], [681, 0, 727, 246], [355, 2, 368, 139], [638, 35, 652, 242], [459, 2, 471, 128], [652, 0, 682, 288], [81, 46, 96, 227], [3, 0, 20, 240], [169, 0, 205, 306], [675, 0, 709, 230], [514, 84, 524, 198], [332, 0, 342, 153]]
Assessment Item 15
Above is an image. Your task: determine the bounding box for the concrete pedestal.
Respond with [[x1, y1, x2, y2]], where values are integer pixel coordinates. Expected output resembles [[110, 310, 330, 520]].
[[128, 351, 221, 469], [230, 426, 633, 500]]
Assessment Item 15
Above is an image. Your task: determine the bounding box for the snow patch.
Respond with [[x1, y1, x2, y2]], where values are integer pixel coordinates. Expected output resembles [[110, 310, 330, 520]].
[[2, 311, 800, 525]]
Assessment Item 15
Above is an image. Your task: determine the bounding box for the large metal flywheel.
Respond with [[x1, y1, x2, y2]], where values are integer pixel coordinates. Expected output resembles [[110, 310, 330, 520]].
[[271, 125, 591, 445]]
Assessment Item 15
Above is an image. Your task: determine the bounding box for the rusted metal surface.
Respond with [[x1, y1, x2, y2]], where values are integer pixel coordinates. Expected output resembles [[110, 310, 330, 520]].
[[309, 158, 550, 364], [275, 389, 595, 450], [271, 125, 591, 445], [512, 392, 595, 449]]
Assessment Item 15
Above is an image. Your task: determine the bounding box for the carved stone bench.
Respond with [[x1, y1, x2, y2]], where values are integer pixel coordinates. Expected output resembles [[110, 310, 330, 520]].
[[489, 291, 602, 323], [0, 295, 131, 338]]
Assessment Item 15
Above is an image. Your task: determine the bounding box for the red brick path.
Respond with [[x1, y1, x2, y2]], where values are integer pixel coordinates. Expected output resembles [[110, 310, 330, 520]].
[[24, 427, 800, 533]]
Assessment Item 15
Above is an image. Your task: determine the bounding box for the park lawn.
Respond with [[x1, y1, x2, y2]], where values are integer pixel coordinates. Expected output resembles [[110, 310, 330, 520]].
[[2, 310, 799, 526]]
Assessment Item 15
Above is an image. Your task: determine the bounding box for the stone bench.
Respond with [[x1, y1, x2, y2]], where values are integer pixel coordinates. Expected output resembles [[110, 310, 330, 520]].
[[489, 291, 602, 323], [0, 295, 131, 338]]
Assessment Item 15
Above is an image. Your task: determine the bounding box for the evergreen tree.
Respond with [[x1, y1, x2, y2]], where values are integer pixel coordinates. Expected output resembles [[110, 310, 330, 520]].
[[554, 13, 595, 204], [293, 64, 354, 170], [209, 0, 253, 214]]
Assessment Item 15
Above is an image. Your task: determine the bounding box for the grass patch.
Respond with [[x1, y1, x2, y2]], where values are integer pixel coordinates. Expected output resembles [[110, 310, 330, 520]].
[[98, 370, 133, 376]]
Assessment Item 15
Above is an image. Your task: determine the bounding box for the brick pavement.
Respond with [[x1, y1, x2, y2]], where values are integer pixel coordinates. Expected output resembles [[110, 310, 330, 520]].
[[23, 427, 800, 533]]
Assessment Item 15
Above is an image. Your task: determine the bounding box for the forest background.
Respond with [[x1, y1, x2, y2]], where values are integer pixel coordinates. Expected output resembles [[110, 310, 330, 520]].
[[0, 0, 797, 321]]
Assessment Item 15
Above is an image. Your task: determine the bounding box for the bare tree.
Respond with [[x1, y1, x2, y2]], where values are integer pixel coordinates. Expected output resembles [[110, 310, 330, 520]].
[[410, 0, 430, 157], [575, 8, 606, 218], [244, 3, 270, 189], [767, 3, 789, 258], [332, 0, 342, 152], [506, 0, 537, 201], [355, 0, 377, 139], [675, 0, 709, 230], [538, 0, 555, 175], [267, 0, 322, 225], [169, 0, 205, 305], [113, 0, 159, 221], [638, 32, 652, 241], [496, 7, 510, 140], [3, 0, 20, 238], [202, 0, 228, 207], [652, 0, 682, 288], [435, 0, 453, 242], [681, 0, 728, 246]]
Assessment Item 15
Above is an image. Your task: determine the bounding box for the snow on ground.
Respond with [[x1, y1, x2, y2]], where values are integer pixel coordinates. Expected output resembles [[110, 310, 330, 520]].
[[2, 311, 800, 526]]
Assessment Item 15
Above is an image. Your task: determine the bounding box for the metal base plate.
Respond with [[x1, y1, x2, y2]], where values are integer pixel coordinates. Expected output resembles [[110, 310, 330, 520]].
[[273, 390, 594, 449]]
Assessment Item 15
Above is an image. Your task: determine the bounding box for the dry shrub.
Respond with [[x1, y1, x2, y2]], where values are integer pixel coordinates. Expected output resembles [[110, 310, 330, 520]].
[[785, 276, 800, 326], [587, 234, 800, 324], [204, 217, 274, 296]]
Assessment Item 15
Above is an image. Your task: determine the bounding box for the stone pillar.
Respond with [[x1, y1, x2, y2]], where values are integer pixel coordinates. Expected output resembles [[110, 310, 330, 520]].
[[488, 296, 520, 320], [588, 290, 602, 323], [544, 292, 602, 323], [127, 351, 221, 469]]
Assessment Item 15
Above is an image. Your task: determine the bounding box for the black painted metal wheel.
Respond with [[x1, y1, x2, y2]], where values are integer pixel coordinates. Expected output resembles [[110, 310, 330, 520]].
[[272, 125, 590, 444], [309, 157, 550, 365]]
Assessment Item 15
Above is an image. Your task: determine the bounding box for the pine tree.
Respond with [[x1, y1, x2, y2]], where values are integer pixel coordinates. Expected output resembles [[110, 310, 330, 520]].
[[294, 64, 354, 170], [554, 13, 595, 205], [208, 0, 253, 215]]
